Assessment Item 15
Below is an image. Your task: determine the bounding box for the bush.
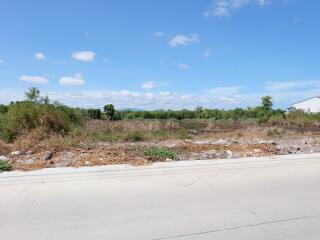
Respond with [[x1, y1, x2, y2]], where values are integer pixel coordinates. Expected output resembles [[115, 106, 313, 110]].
[[0, 104, 8, 115], [0, 101, 83, 143], [266, 128, 283, 137], [0, 160, 11, 172], [144, 148, 178, 160], [268, 114, 285, 126], [87, 109, 102, 119], [176, 129, 192, 140], [286, 110, 316, 127]]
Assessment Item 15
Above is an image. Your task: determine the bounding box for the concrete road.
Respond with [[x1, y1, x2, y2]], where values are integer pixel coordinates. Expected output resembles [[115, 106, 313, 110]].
[[1, 153, 320, 240]]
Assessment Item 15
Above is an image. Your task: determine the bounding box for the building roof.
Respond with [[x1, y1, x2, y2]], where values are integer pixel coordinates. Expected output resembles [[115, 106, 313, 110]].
[[289, 96, 320, 107]]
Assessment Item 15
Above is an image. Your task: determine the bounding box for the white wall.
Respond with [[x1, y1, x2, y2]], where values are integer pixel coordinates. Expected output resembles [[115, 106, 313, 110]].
[[290, 97, 320, 113]]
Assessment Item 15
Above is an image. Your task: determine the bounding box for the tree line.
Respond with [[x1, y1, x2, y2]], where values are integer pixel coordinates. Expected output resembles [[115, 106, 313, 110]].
[[83, 95, 285, 123], [1, 88, 320, 125]]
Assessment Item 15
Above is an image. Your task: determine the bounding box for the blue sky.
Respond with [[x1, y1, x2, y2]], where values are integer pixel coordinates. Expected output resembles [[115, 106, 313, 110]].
[[0, 0, 319, 110]]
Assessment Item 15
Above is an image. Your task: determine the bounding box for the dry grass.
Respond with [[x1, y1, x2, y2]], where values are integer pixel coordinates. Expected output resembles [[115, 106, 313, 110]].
[[85, 120, 180, 133], [0, 140, 12, 155], [3, 120, 320, 171]]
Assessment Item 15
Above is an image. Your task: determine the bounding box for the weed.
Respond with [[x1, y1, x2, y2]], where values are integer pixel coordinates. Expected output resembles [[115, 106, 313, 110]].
[[0, 160, 11, 172], [124, 131, 144, 142], [176, 129, 192, 140], [144, 148, 178, 160]]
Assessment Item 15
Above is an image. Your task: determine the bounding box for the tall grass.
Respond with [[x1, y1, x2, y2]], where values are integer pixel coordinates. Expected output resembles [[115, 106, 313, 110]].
[[85, 119, 180, 133], [0, 101, 82, 143], [85, 120, 185, 142]]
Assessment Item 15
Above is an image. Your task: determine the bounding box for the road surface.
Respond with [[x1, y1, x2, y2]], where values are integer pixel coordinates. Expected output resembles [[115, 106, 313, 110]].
[[1, 153, 320, 239]]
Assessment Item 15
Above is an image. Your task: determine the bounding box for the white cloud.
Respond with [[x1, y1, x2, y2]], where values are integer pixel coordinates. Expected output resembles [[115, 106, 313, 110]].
[[178, 63, 190, 70], [72, 51, 95, 62], [0, 87, 254, 110], [203, 48, 212, 58], [265, 80, 320, 91], [49, 89, 248, 110], [207, 86, 243, 96], [59, 73, 85, 86], [257, 0, 268, 6], [5, 82, 320, 110], [19, 75, 48, 84], [34, 52, 46, 60], [159, 91, 171, 97], [142, 81, 157, 89], [169, 34, 199, 47], [117, 90, 140, 97], [204, 0, 269, 17], [216, 7, 229, 16], [153, 32, 165, 37]]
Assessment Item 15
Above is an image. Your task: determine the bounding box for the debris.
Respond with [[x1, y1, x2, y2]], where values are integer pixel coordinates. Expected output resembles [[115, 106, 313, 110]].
[[232, 152, 243, 158], [0, 156, 9, 162], [44, 151, 53, 161], [26, 150, 33, 155], [188, 129, 198, 134], [23, 159, 35, 165], [3, 125, 320, 171], [11, 151, 22, 156], [253, 149, 262, 153], [214, 139, 229, 145], [193, 140, 211, 145], [226, 150, 233, 158]]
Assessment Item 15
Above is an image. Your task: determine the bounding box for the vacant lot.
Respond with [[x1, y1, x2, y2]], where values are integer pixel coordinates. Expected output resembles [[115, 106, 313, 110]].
[[1, 119, 320, 171]]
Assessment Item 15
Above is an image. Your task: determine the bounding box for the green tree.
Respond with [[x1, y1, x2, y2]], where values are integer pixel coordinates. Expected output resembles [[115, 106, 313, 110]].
[[104, 104, 115, 120], [261, 96, 273, 111], [25, 87, 41, 103], [0, 104, 8, 114], [87, 109, 102, 119]]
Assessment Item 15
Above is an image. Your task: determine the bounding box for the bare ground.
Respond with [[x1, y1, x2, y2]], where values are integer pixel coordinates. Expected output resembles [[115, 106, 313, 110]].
[[1, 126, 320, 171]]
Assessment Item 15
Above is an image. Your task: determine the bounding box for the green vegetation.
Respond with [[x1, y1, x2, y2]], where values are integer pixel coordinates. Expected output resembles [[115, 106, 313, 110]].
[[104, 104, 115, 120], [0, 160, 11, 172], [0, 104, 9, 115], [0, 88, 83, 143], [116, 97, 285, 122], [78, 96, 320, 128], [261, 95, 273, 111], [87, 109, 102, 119], [144, 148, 178, 160], [123, 131, 144, 141], [1, 89, 320, 144]]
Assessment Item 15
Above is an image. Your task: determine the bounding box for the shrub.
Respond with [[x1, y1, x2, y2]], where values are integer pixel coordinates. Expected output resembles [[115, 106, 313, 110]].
[[266, 128, 283, 137], [87, 109, 102, 119], [0, 104, 8, 115], [144, 148, 178, 160], [0, 101, 83, 143], [0, 160, 11, 172], [268, 114, 285, 126], [286, 110, 315, 127], [176, 129, 192, 140]]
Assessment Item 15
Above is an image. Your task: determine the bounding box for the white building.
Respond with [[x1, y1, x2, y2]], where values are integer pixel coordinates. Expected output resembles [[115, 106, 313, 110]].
[[288, 97, 320, 113]]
